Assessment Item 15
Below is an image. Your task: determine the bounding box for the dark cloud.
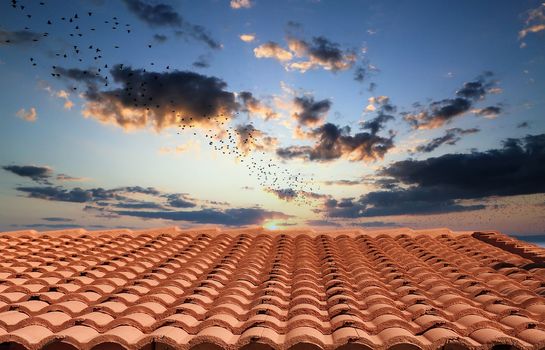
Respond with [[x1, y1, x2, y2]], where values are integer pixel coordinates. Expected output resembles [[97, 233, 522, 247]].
[[153, 34, 168, 43], [353, 66, 366, 82], [361, 114, 394, 134], [404, 73, 499, 129], [475, 105, 502, 118], [122, 0, 220, 49], [15, 186, 118, 203], [41, 217, 74, 222], [2, 165, 52, 183], [265, 188, 298, 201], [349, 221, 400, 228], [382, 133, 545, 198], [54, 67, 108, 87], [113, 201, 165, 209], [292, 95, 331, 127], [518, 122, 530, 128], [62, 65, 238, 131], [455, 72, 494, 100], [238, 92, 278, 120], [322, 133, 545, 218], [120, 186, 161, 196], [10, 178, 294, 226], [116, 208, 291, 226], [287, 36, 356, 72], [414, 128, 480, 153], [286, 21, 302, 30], [164, 194, 197, 208], [192, 55, 210, 68], [323, 191, 485, 218], [0, 29, 41, 45], [277, 123, 394, 163], [174, 26, 221, 50], [122, 0, 182, 26], [361, 95, 396, 134]]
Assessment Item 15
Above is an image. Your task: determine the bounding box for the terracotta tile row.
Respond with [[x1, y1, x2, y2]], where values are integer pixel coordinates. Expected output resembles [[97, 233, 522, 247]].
[[0, 227, 544, 350]]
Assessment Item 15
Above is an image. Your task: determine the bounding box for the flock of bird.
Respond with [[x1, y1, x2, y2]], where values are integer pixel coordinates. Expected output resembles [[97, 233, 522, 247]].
[[4, 0, 322, 206], [176, 115, 321, 206]]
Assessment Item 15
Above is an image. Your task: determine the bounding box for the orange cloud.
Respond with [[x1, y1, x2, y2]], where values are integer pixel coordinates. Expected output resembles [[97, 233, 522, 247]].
[[239, 34, 256, 42], [16, 107, 37, 122], [254, 42, 293, 61]]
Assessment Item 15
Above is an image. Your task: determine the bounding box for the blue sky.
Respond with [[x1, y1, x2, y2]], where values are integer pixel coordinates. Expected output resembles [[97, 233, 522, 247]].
[[0, 0, 544, 235]]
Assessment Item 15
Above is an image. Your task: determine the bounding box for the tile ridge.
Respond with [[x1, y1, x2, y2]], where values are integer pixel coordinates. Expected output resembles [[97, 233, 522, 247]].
[[472, 230, 545, 264], [0, 225, 478, 237]]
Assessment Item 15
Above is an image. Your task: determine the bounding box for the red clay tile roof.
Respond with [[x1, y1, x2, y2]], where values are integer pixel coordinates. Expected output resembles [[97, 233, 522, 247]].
[[0, 226, 545, 350]]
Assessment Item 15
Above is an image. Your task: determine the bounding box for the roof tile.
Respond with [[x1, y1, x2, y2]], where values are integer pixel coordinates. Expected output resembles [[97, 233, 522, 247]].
[[0, 226, 544, 349]]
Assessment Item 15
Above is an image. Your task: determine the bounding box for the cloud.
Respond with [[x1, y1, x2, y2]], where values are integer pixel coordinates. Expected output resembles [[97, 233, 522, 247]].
[[253, 33, 365, 75], [116, 207, 290, 226], [413, 128, 480, 153], [2, 165, 52, 183], [361, 114, 394, 135], [234, 124, 278, 154], [239, 91, 278, 120], [41, 217, 74, 222], [122, 0, 182, 26], [265, 188, 298, 201], [361, 96, 396, 134], [15, 186, 118, 203], [286, 36, 356, 72], [122, 0, 220, 49], [3, 164, 90, 185], [163, 193, 196, 208], [0, 29, 41, 45], [153, 34, 168, 43], [158, 141, 200, 155], [239, 34, 256, 42], [174, 27, 221, 50], [277, 122, 394, 163], [350, 221, 400, 228], [382, 133, 545, 198], [54, 67, 108, 86], [322, 179, 361, 186], [291, 95, 331, 127], [60, 65, 238, 131], [56, 174, 89, 182], [474, 105, 502, 119], [230, 0, 253, 9], [16, 107, 37, 122], [56, 90, 74, 110], [323, 192, 485, 218], [353, 65, 366, 82], [9, 175, 295, 227], [518, 121, 530, 128], [321, 133, 545, 218], [254, 42, 293, 61], [192, 54, 210, 68], [113, 201, 165, 209], [403, 73, 499, 129], [519, 3, 545, 44]]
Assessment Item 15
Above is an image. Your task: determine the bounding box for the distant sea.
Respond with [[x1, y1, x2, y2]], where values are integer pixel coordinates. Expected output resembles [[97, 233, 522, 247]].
[[513, 234, 545, 247]]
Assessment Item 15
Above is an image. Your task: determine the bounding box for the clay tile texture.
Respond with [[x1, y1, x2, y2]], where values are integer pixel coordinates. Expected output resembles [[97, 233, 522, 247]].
[[0, 226, 545, 350]]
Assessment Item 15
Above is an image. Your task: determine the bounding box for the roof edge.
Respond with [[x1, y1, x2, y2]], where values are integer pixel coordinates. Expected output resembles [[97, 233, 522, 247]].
[[0, 225, 479, 238]]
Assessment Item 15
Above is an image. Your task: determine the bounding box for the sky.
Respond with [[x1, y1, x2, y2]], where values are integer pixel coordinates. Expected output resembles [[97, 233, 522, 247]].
[[0, 0, 544, 236]]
